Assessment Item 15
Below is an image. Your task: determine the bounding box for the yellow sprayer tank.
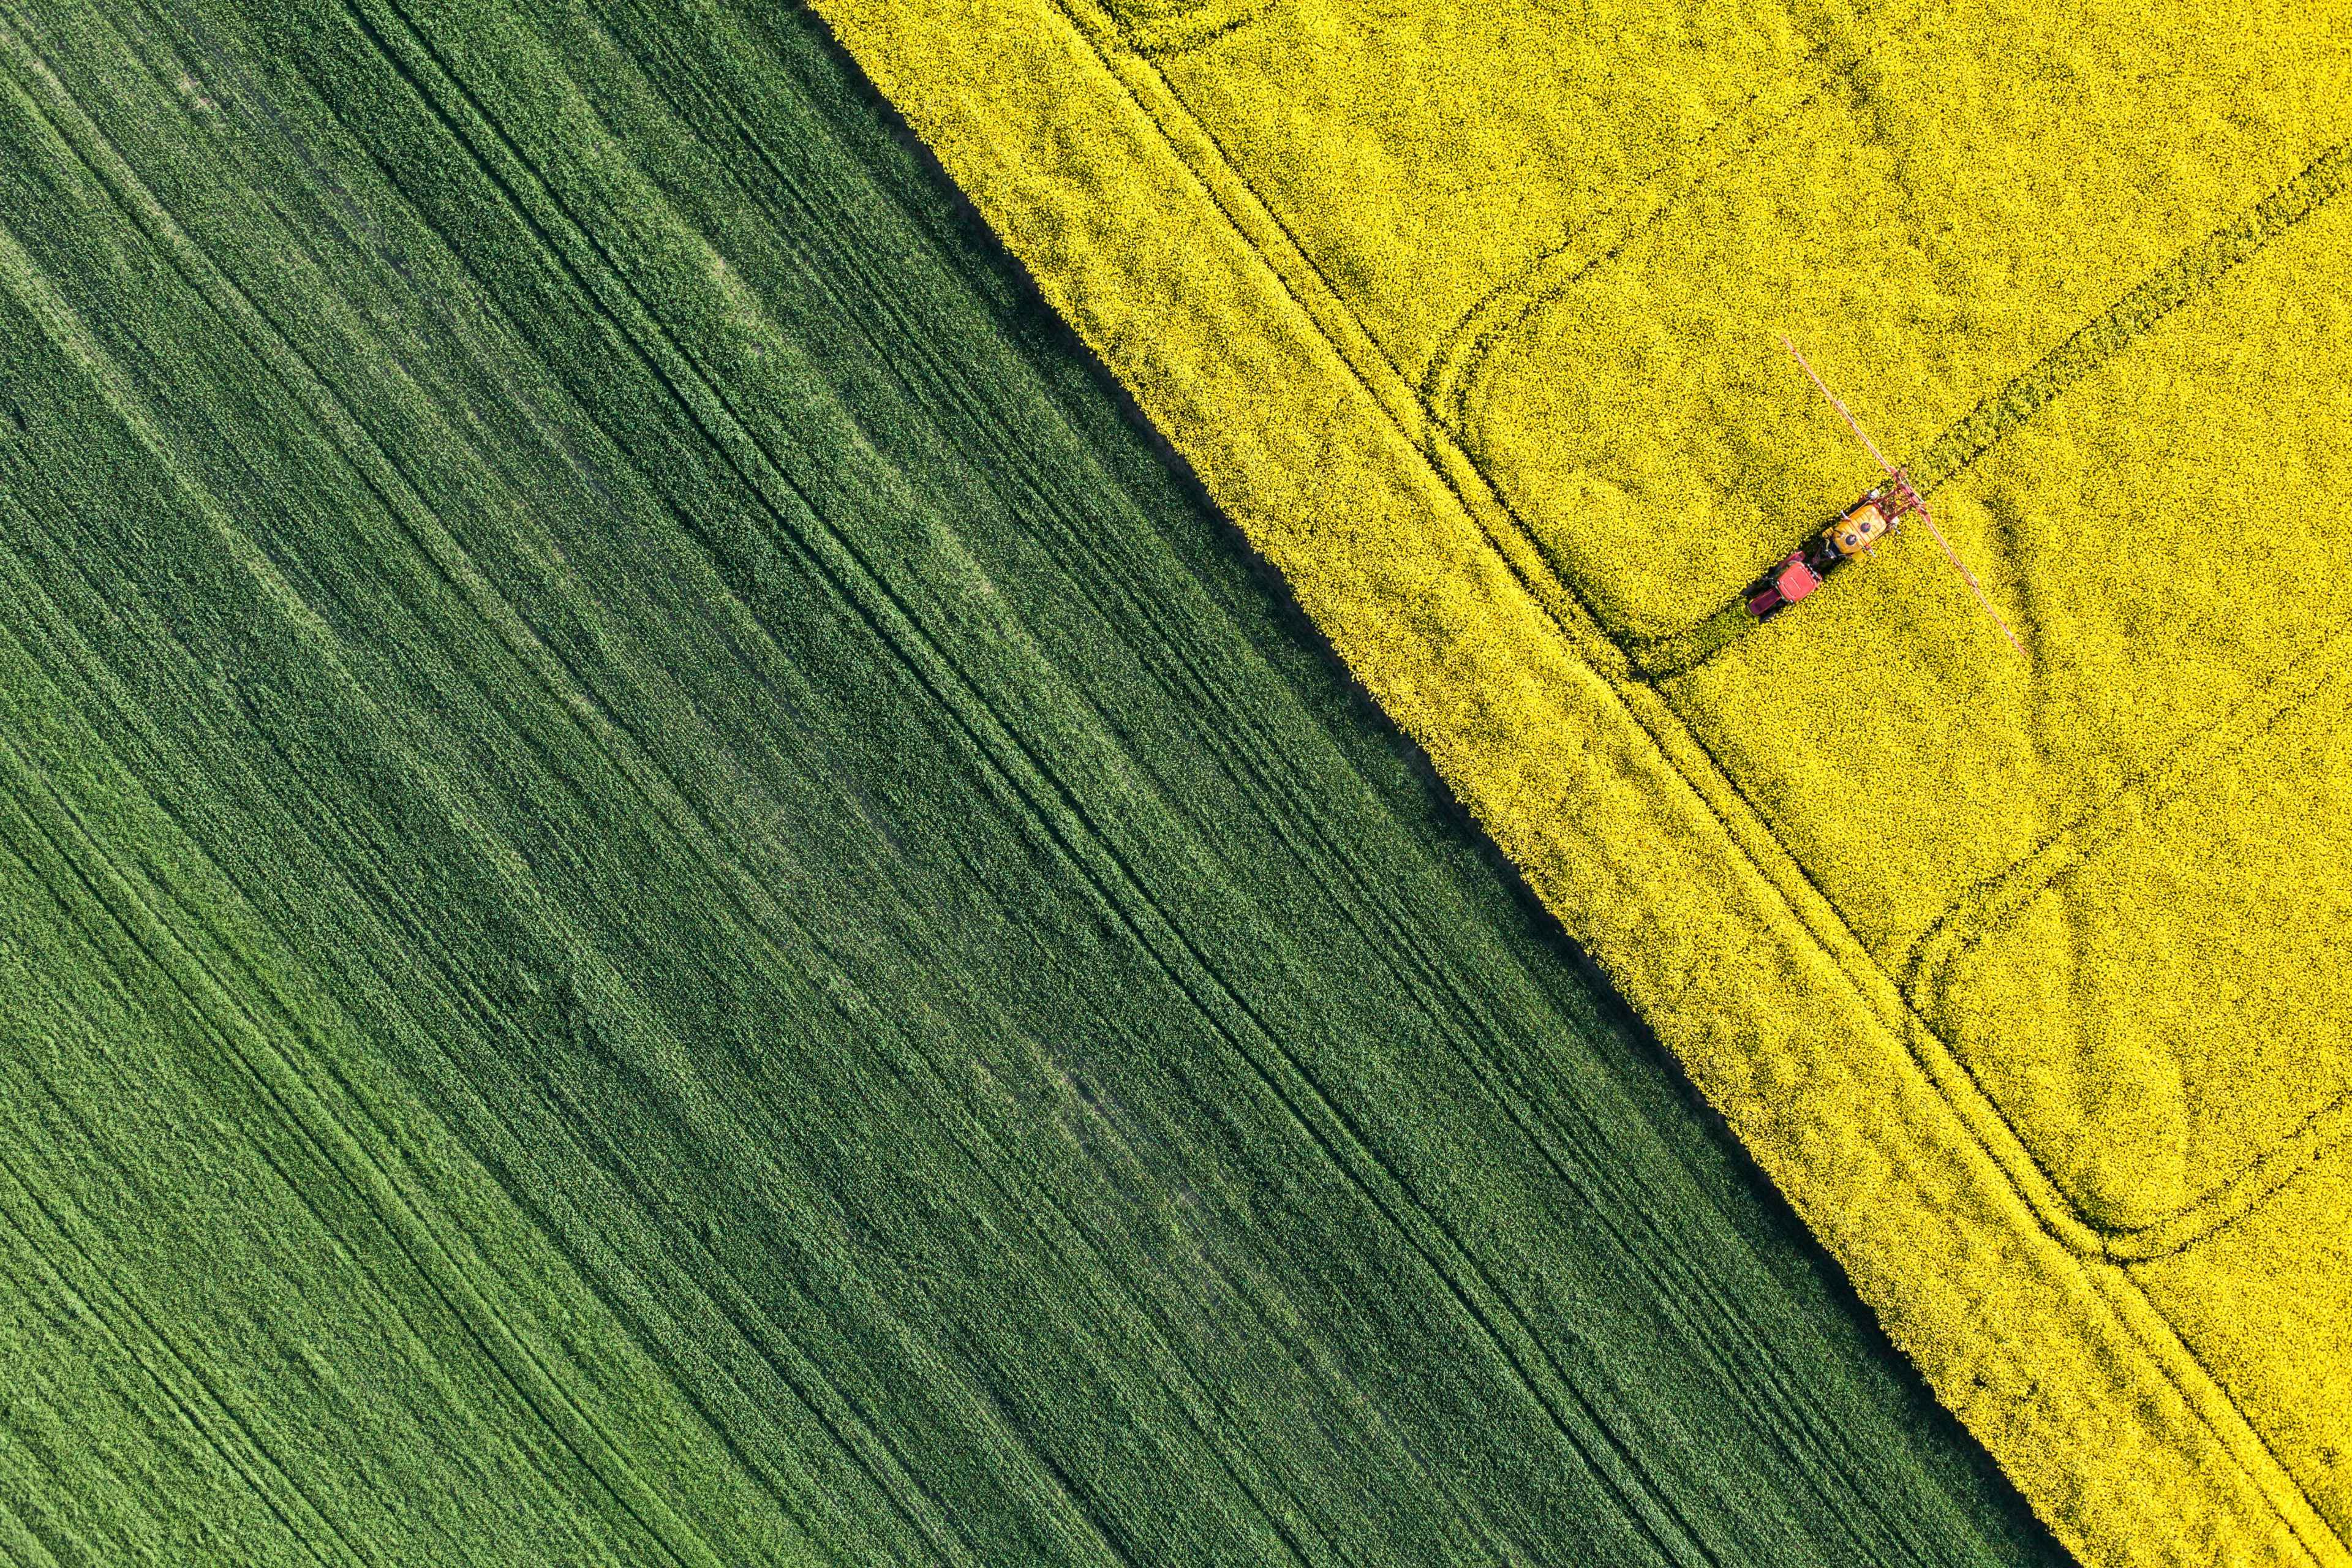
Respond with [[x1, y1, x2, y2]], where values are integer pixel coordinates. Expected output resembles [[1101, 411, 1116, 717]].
[[1822, 495, 1893, 558]]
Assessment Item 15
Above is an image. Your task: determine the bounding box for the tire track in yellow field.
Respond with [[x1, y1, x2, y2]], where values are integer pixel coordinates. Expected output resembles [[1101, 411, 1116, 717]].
[[1640, 135, 2352, 680]]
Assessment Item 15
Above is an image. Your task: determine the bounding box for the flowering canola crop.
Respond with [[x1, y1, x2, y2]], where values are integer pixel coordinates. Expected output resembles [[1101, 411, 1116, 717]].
[[810, 0, 2352, 1561]]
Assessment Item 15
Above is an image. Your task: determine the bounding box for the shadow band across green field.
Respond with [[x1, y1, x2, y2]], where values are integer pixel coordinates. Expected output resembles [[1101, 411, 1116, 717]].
[[0, 0, 2066, 1562]]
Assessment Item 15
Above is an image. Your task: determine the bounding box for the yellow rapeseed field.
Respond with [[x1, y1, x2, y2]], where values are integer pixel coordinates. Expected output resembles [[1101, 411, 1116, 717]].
[[810, 0, 2352, 1561]]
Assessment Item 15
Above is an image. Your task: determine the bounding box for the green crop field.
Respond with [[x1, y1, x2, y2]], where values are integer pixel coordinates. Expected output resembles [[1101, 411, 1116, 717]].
[[0, 1, 2066, 1562]]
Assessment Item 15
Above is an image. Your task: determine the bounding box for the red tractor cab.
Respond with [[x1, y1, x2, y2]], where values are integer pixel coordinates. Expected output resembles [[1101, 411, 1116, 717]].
[[1746, 552, 1823, 619]]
